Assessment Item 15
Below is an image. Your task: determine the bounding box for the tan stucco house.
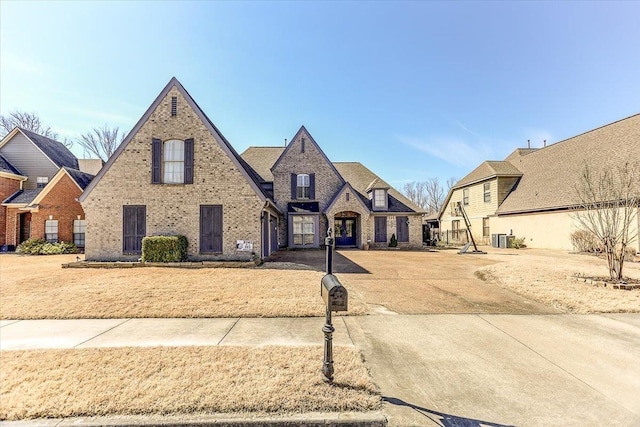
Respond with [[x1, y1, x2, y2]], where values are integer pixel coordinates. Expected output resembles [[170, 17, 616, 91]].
[[80, 78, 424, 261], [439, 113, 640, 252]]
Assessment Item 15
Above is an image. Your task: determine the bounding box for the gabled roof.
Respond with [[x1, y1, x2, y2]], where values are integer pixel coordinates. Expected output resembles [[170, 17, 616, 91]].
[[80, 77, 270, 204], [2, 167, 93, 207], [0, 154, 24, 177], [270, 126, 346, 186], [5, 128, 79, 169], [325, 182, 371, 214], [334, 162, 424, 213], [240, 147, 285, 182], [64, 167, 94, 190], [497, 113, 640, 215], [453, 161, 522, 190]]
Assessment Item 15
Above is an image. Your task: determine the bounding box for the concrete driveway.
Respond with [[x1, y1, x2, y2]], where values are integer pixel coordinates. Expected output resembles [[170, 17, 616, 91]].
[[345, 313, 640, 427], [267, 249, 555, 314]]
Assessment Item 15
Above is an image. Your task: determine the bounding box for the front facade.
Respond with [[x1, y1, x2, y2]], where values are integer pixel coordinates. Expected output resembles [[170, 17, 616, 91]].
[[80, 79, 280, 261], [0, 128, 93, 250], [439, 114, 640, 252], [81, 78, 424, 260]]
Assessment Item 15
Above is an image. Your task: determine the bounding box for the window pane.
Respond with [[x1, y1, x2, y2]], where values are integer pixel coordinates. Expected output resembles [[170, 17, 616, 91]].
[[74, 220, 86, 233]]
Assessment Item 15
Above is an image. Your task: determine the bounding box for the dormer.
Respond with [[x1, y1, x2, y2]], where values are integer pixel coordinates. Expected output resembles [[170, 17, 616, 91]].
[[366, 178, 390, 211]]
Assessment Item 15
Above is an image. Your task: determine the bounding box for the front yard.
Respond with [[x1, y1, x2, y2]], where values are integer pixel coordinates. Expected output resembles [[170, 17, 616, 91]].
[[0, 254, 369, 319]]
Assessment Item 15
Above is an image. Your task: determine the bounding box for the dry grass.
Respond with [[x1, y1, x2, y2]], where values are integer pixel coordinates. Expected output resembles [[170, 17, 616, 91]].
[[0, 345, 380, 420], [476, 249, 640, 313], [0, 254, 368, 319]]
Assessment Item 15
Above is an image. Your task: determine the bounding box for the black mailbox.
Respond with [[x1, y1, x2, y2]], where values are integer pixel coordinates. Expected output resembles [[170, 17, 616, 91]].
[[321, 274, 348, 311]]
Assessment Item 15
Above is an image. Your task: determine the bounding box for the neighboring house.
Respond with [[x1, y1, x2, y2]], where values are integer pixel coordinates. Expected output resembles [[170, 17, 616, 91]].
[[242, 132, 424, 250], [439, 113, 640, 252], [80, 78, 424, 261], [0, 128, 95, 250]]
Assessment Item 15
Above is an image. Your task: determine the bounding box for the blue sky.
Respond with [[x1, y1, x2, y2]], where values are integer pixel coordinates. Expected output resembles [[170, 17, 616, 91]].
[[1, 1, 639, 188]]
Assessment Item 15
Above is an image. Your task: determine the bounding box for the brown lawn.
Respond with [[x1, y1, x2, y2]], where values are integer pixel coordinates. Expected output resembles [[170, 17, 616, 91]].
[[0, 345, 379, 420], [0, 254, 369, 319]]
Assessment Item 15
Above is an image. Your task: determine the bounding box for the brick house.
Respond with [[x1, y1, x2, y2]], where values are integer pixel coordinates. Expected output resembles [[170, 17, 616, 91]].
[[80, 78, 424, 261], [0, 128, 95, 250]]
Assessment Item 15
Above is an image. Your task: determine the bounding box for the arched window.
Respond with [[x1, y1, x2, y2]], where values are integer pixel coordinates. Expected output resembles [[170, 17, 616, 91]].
[[164, 139, 184, 183]]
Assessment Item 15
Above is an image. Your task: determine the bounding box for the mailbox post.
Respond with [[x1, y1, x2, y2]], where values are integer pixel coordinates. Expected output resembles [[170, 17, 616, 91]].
[[321, 229, 348, 383]]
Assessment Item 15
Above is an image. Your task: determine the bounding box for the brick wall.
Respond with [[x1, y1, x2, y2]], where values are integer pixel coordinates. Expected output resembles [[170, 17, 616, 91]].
[[0, 177, 21, 246], [272, 128, 344, 246], [81, 86, 265, 261]]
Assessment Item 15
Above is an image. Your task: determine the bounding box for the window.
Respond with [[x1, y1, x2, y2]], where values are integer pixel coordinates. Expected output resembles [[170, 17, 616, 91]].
[[123, 205, 146, 253], [483, 217, 490, 238], [374, 216, 387, 242], [452, 220, 460, 240], [74, 219, 86, 248], [292, 215, 315, 246], [463, 188, 469, 206], [37, 176, 49, 189], [346, 192, 350, 202], [200, 205, 223, 253], [484, 182, 491, 203], [164, 139, 185, 183], [45, 219, 58, 243], [396, 216, 409, 242], [297, 174, 310, 199], [373, 189, 386, 208], [152, 138, 194, 184]]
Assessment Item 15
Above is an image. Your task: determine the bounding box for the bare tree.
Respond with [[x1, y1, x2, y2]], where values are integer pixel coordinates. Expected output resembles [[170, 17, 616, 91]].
[[0, 110, 58, 139], [403, 177, 457, 215], [76, 125, 126, 162], [573, 162, 639, 281]]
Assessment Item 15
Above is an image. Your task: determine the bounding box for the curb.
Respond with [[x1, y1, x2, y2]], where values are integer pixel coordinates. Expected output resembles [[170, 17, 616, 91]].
[[0, 412, 387, 427]]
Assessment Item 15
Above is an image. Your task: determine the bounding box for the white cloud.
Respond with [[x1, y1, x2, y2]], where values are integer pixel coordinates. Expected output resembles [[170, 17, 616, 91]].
[[397, 135, 492, 168]]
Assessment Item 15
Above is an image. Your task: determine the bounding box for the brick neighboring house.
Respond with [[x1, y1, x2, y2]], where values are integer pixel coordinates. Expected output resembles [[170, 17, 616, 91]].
[[0, 128, 96, 250], [439, 113, 640, 252], [241, 130, 424, 250], [80, 78, 424, 260]]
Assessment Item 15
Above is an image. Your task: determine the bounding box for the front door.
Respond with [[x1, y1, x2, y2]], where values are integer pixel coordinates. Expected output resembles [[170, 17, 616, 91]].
[[19, 213, 31, 244], [334, 218, 356, 247]]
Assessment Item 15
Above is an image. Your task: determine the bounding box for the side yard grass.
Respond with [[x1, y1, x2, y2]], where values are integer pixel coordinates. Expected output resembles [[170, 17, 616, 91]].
[[476, 249, 640, 313], [0, 345, 380, 420], [0, 254, 368, 319]]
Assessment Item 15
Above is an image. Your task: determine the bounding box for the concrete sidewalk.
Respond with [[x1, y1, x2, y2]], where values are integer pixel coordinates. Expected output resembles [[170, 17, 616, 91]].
[[0, 317, 354, 350], [2, 314, 640, 427]]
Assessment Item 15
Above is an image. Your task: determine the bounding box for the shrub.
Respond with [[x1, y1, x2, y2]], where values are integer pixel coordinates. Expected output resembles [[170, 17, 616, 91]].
[[570, 230, 601, 253], [16, 238, 78, 255], [512, 236, 527, 249], [141, 235, 188, 262], [388, 233, 398, 248], [624, 246, 637, 262]]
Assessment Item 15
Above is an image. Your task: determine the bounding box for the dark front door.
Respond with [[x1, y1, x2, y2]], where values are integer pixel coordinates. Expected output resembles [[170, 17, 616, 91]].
[[19, 213, 31, 244], [200, 205, 223, 253], [334, 218, 356, 247]]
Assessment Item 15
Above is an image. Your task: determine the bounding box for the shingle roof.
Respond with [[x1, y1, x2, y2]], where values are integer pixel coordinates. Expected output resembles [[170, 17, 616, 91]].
[[19, 128, 78, 169], [64, 167, 94, 190], [240, 147, 285, 182], [497, 113, 640, 214], [334, 162, 424, 213], [504, 148, 538, 163], [3, 188, 43, 205], [0, 154, 23, 175], [454, 161, 522, 189]]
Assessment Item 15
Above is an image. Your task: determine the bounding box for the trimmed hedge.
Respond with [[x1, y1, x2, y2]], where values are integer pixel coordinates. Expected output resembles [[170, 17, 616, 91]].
[[141, 235, 188, 262], [16, 238, 79, 255]]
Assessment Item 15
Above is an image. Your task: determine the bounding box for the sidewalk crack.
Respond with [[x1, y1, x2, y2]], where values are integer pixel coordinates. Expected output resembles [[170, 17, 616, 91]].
[[73, 318, 132, 348], [216, 318, 240, 345]]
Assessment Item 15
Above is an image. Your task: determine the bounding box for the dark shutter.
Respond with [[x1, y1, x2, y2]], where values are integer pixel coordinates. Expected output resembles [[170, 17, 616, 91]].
[[309, 173, 315, 199], [374, 216, 387, 243], [123, 205, 146, 253], [184, 138, 194, 184], [200, 205, 223, 253], [396, 216, 409, 242], [291, 173, 297, 199], [151, 138, 162, 184]]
